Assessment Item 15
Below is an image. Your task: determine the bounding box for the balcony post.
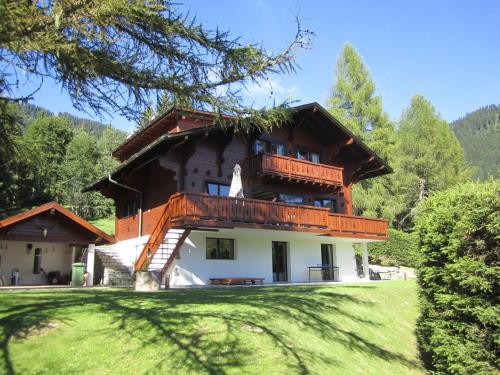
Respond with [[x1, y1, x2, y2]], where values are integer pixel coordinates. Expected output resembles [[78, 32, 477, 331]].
[[361, 243, 370, 280]]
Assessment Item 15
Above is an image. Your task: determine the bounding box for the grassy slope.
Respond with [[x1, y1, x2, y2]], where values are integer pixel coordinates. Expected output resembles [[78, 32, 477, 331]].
[[89, 217, 115, 236], [0, 281, 423, 374]]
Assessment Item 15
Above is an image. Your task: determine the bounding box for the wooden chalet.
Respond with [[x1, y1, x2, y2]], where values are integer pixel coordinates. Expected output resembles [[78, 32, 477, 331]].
[[87, 103, 391, 286]]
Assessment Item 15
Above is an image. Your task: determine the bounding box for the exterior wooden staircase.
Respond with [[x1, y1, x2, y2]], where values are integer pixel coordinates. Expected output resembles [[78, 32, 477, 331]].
[[134, 199, 190, 280]]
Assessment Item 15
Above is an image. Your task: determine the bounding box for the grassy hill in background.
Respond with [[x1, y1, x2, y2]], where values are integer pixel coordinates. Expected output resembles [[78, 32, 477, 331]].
[[451, 104, 500, 180]]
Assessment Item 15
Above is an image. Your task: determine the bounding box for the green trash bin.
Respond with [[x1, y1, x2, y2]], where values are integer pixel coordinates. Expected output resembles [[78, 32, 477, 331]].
[[72, 263, 86, 287]]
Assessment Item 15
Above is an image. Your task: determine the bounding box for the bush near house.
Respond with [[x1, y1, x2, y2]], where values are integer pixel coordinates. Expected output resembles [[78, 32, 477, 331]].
[[368, 229, 419, 267], [415, 180, 499, 374]]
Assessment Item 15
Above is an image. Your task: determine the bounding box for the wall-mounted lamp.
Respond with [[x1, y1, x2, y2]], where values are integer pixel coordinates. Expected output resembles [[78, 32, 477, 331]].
[[43, 228, 48, 237]]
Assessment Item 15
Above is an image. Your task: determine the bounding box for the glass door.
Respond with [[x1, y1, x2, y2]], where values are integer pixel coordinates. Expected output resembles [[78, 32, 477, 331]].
[[321, 244, 334, 281], [272, 242, 288, 282]]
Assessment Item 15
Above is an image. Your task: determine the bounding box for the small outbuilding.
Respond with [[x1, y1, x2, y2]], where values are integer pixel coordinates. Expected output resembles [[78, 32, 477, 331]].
[[0, 202, 114, 286]]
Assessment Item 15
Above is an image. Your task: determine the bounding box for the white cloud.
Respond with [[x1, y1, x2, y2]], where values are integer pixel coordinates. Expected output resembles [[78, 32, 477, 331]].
[[244, 78, 299, 106]]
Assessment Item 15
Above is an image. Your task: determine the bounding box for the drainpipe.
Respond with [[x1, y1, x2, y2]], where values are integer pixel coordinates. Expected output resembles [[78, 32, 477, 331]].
[[108, 174, 143, 238]]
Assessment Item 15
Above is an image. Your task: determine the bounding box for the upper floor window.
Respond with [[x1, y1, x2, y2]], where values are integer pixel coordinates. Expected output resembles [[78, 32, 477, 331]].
[[279, 194, 304, 205], [124, 200, 137, 217], [206, 238, 235, 260], [254, 139, 285, 156], [205, 182, 230, 197], [314, 198, 338, 213], [296, 149, 320, 163]]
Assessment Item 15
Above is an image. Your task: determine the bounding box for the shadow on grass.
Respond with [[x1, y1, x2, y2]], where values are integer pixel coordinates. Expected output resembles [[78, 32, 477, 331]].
[[0, 285, 420, 374]]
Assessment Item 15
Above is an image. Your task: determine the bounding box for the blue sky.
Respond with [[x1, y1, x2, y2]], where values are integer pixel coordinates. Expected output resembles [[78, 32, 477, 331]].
[[27, 0, 500, 132]]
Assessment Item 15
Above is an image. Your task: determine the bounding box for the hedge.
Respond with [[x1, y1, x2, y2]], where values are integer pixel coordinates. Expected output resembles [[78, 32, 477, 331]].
[[368, 229, 419, 267], [415, 180, 499, 374]]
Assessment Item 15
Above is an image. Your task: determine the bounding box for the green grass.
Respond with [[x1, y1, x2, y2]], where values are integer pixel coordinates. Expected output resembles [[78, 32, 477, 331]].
[[0, 281, 423, 374], [89, 217, 115, 235]]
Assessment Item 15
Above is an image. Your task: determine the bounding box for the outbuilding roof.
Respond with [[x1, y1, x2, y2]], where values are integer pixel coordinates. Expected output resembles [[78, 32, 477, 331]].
[[0, 202, 115, 245]]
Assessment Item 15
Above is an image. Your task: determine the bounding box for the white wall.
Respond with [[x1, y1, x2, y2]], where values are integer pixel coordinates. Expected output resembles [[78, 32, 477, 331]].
[[167, 228, 362, 287], [0, 241, 72, 285]]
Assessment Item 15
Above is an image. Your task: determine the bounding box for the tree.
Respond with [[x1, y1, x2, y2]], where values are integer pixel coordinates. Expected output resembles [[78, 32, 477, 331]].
[[1, 0, 312, 130], [97, 126, 127, 176], [135, 102, 156, 131], [394, 95, 470, 228], [23, 115, 73, 202], [58, 130, 111, 219], [0, 102, 30, 214], [327, 43, 394, 158], [326, 43, 397, 221], [415, 180, 499, 373]]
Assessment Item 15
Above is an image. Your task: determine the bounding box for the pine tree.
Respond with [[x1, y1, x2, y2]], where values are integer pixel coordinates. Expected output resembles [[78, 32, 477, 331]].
[[327, 43, 394, 159], [394, 95, 470, 228], [135, 102, 156, 132], [326, 43, 397, 221]]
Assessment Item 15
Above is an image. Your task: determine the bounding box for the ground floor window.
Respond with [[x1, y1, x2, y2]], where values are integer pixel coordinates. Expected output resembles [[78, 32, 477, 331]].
[[206, 238, 235, 259]]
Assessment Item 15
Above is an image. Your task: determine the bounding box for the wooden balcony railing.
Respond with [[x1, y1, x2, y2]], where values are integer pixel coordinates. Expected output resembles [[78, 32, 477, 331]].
[[251, 153, 343, 186], [169, 193, 388, 239]]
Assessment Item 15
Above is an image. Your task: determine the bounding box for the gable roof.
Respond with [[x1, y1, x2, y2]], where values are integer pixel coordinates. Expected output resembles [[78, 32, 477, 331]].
[[0, 202, 115, 244], [87, 102, 392, 192]]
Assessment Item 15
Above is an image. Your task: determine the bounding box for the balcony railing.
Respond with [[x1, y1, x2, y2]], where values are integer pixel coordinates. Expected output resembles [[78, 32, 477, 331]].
[[169, 193, 388, 239], [251, 153, 343, 186]]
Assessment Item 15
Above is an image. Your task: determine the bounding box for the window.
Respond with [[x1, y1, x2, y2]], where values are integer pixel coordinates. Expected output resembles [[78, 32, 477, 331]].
[[205, 182, 230, 196], [254, 139, 285, 156], [314, 198, 338, 213], [296, 149, 320, 163], [124, 200, 137, 217], [279, 194, 304, 204], [206, 238, 235, 259]]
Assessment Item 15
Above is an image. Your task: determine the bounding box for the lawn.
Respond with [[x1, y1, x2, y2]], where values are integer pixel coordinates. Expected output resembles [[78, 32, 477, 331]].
[[89, 217, 115, 235], [0, 281, 423, 374]]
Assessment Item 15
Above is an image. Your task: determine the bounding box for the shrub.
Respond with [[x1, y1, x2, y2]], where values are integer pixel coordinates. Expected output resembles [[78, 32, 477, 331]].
[[415, 180, 499, 374], [368, 229, 419, 267]]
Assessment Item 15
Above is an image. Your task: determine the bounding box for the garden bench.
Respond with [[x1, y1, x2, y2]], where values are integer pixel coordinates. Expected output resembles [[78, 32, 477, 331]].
[[209, 277, 265, 285]]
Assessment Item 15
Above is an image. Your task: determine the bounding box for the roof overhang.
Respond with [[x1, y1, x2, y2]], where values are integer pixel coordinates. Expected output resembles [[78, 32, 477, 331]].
[[0, 202, 115, 245], [88, 102, 392, 192]]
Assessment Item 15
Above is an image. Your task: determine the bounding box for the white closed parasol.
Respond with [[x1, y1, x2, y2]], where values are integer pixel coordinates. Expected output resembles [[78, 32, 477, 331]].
[[229, 164, 244, 198]]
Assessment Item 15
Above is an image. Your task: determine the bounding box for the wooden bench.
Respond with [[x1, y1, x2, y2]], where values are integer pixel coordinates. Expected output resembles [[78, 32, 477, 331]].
[[209, 277, 265, 285]]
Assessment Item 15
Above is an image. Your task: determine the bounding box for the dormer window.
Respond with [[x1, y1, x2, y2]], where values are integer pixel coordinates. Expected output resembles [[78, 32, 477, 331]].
[[296, 149, 320, 163], [254, 139, 285, 156]]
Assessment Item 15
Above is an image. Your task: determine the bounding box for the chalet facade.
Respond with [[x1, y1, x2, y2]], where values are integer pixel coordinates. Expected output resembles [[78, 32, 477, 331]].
[[87, 103, 391, 286]]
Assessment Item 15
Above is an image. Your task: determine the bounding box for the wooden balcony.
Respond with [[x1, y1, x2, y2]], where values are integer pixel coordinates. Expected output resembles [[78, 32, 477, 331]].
[[251, 153, 343, 187], [169, 193, 388, 240]]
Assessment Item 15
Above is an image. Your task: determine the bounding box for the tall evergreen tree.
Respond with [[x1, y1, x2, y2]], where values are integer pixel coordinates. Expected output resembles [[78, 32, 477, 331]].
[[394, 95, 470, 228], [327, 43, 394, 159], [135, 102, 156, 131], [326, 43, 397, 221]]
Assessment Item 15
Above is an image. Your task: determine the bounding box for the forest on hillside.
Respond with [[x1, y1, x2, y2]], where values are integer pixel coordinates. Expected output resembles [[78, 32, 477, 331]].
[[0, 103, 126, 220], [451, 104, 500, 180]]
